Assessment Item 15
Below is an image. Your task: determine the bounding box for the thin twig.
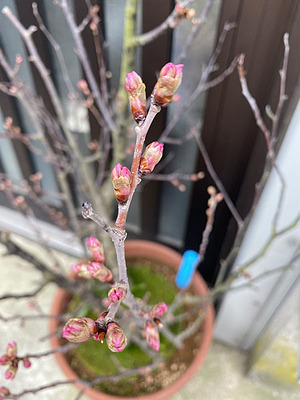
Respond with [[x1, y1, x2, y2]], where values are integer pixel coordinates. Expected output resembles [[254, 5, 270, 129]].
[[3, 6, 102, 208], [32, 2, 76, 95], [271, 33, 290, 140], [135, 0, 197, 47], [59, 0, 116, 132], [160, 22, 237, 142], [0, 281, 48, 301], [177, 0, 216, 63], [192, 125, 243, 227]]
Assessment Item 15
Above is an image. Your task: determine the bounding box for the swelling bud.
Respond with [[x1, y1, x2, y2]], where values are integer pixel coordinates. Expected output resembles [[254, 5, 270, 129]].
[[63, 317, 97, 343], [125, 71, 147, 124], [139, 142, 164, 175], [111, 163, 131, 203], [152, 63, 183, 106]]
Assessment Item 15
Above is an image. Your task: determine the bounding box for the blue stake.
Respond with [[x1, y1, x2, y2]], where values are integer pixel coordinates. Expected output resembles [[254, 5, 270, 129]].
[[175, 250, 200, 290]]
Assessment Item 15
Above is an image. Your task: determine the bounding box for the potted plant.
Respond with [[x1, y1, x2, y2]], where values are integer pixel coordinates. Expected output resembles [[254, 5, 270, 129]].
[[0, 1, 297, 399]]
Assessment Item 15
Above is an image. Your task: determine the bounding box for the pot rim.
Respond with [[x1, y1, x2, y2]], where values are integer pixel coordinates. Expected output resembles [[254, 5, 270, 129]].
[[49, 240, 214, 400]]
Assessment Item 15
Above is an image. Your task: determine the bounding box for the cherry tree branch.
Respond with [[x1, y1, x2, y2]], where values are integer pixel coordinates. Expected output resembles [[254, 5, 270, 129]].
[[115, 101, 161, 230], [135, 0, 205, 47]]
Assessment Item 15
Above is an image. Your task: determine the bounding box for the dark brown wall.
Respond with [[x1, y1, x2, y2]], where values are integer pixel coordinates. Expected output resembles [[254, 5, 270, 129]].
[[186, 0, 300, 284]]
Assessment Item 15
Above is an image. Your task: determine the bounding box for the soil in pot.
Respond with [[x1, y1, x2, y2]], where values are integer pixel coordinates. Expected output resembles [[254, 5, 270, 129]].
[[59, 256, 208, 397]]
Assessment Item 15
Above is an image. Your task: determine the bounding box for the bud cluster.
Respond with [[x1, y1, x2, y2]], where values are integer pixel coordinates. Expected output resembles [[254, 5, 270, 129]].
[[63, 316, 127, 353], [206, 186, 224, 217], [0, 341, 31, 381], [175, 4, 196, 19], [71, 236, 113, 283], [112, 63, 183, 204]]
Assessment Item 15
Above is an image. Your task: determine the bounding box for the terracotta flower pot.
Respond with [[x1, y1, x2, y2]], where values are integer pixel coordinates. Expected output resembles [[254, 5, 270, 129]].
[[49, 240, 214, 400]]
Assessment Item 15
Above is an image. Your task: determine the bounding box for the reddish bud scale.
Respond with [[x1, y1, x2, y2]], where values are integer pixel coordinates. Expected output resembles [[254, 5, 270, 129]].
[[94, 316, 108, 342]]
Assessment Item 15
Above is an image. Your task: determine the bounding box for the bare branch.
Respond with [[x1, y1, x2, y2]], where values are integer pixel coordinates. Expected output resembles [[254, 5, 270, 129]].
[[271, 33, 290, 139], [32, 2, 76, 96], [192, 125, 243, 227], [178, 0, 217, 63], [0, 281, 48, 301], [160, 22, 237, 142], [59, 0, 116, 132]]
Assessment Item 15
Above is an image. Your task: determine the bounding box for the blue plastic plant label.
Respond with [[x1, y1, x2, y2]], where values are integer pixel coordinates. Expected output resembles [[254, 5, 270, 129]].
[[175, 250, 200, 289]]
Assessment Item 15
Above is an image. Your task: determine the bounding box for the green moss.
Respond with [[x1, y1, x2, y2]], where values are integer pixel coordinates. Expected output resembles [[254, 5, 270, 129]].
[[128, 264, 177, 304]]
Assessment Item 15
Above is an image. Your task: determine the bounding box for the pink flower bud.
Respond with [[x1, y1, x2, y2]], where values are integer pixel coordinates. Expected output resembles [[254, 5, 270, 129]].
[[108, 284, 127, 303], [106, 322, 127, 352], [77, 79, 90, 95], [111, 163, 131, 203], [15, 54, 23, 64], [5, 366, 17, 380], [125, 71, 147, 124], [139, 142, 164, 175], [23, 358, 31, 368], [149, 302, 168, 319], [63, 317, 97, 343], [87, 236, 105, 263], [6, 341, 17, 359], [71, 261, 92, 279], [0, 386, 10, 399], [87, 235, 101, 248], [72, 261, 113, 283], [93, 313, 108, 343], [0, 356, 8, 366], [89, 262, 113, 283], [152, 62, 183, 106], [145, 321, 160, 351]]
